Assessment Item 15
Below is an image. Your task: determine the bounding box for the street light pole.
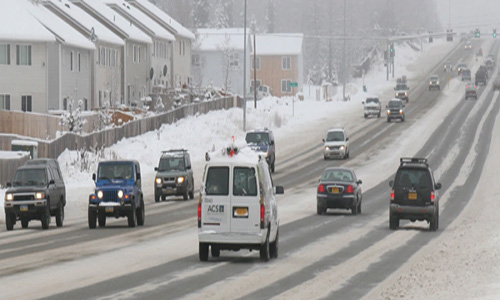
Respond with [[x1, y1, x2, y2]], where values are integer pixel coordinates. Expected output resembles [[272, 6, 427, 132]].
[[342, 0, 346, 101], [242, 0, 247, 131]]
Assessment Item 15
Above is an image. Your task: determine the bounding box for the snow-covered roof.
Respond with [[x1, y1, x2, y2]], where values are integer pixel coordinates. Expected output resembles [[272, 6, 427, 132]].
[[254, 34, 303, 56], [0, 150, 30, 159], [0, 0, 55, 42], [128, 0, 195, 40], [45, 0, 124, 46], [103, 0, 175, 41], [195, 28, 246, 52], [195, 29, 303, 55], [22, 1, 95, 50], [78, 0, 152, 44], [11, 140, 38, 146]]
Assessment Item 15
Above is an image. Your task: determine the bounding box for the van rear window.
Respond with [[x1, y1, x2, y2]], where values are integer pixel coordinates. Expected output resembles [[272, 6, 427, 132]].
[[206, 167, 229, 195], [233, 167, 257, 196]]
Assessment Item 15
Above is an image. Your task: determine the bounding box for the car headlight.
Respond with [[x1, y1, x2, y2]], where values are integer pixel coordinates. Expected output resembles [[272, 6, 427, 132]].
[[324, 146, 330, 151], [399, 109, 403, 114], [5, 193, 13, 201], [97, 190, 104, 199], [155, 177, 162, 185], [404, 92, 408, 96], [118, 190, 124, 198], [35, 192, 45, 200], [437, 81, 440, 85], [177, 177, 185, 184], [339, 145, 345, 150]]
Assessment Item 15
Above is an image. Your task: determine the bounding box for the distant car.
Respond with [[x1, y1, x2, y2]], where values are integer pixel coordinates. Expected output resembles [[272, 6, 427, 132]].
[[154, 149, 195, 202], [389, 157, 441, 231], [475, 65, 489, 86], [429, 75, 440, 90], [386, 98, 405, 122], [485, 58, 495, 69], [494, 77, 500, 91], [362, 97, 381, 118], [394, 82, 410, 102], [4, 159, 66, 230], [457, 63, 467, 75], [316, 167, 362, 215], [464, 41, 472, 50], [443, 60, 453, 72], [245, 128, 276, 172], [465, 82, 477, 100], [461, 68, 472, 81], [323, 127, 350, 160]]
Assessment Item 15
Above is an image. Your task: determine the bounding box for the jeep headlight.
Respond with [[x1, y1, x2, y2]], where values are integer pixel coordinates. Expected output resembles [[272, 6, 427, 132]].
[[35, 192, 45, 200], [400, 109, 403, 114], [118, 190, 124, 199], [387, 110, 391, 115], [5, 193, 13, 201], [155, 177, 162, 185], [97, 190, 104, 199], [177, 176, 185, 184]]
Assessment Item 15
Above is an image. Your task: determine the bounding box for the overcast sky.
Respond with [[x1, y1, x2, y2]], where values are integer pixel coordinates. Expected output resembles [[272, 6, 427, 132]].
[[436, 0, 500, 33]]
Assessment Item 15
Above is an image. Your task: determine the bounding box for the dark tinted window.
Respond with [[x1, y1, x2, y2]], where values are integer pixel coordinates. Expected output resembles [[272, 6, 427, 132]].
[[246, 132, 270, 145], [394, 168, 432, 189], [366, 98, 379, 104], [389, 101, 402, 108], [233, 167, 257, 196], [206, 167, 229, 196], [158, 157, 185, 171]]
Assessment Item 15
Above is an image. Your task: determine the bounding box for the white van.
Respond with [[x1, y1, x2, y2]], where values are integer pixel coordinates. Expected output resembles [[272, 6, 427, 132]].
[[198, 146, 284, 261]]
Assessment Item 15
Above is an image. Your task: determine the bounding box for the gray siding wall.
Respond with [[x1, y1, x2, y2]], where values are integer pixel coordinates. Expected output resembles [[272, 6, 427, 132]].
[[60, 45, 92, 110], [125, 40, 150, 106], [47, 42, 60, 111]]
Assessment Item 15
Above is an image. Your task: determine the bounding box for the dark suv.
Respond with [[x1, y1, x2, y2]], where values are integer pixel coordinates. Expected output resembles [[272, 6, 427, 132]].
[[245, 128, 276, 172], [4, 159, 66, 230], [386, 98, 405, 122], [154, 149, 194, 202], [389, 157, 441, 231], [88, 160, 145, 228]]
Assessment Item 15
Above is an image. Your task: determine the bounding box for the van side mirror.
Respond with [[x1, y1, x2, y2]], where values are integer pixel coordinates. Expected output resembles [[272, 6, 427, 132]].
[[346, 137, 349, 141], [361, 101, 365, 104], [270, 140, 274, 146], [186, 165, 191, 170], [92, 173, 96, 182], [357, 180, 362, 185], [435, 183, 442, 190], [49, 179, 55, 185], [322, 138, 325, 143], [154, 167, 158, 171], [136, 173, 141, 180], [389, 180, 394, 188], [6, 182, 11, 188], [275, 186, 284, 195]]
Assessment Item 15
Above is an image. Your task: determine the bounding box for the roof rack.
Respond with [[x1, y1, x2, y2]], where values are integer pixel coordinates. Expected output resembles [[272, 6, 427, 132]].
[[400, 157, 428, 166], [161, 149, 187, 154]]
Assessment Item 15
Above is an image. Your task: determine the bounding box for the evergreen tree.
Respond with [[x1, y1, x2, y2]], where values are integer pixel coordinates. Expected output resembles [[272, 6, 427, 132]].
[[265, 0, 275, 33], [191, 0, 210, 28]]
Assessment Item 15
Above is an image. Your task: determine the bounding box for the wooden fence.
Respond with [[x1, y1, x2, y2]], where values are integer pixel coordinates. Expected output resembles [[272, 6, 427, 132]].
[[0, 152, 30, 187]]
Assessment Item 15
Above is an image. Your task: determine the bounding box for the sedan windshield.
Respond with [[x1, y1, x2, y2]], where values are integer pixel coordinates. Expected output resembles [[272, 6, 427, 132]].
[[326, 131, 345, 142], [13, 169, 47, 187]]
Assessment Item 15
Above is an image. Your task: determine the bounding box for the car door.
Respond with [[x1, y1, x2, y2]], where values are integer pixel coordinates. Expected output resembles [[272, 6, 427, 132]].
[[202, 165, 231, 234], [230, 165, 261, 234]]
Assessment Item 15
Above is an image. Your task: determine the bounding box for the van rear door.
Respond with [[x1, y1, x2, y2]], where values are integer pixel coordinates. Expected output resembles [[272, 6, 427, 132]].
[[202, 166, 231, 233], [230, 165, 261, 234]]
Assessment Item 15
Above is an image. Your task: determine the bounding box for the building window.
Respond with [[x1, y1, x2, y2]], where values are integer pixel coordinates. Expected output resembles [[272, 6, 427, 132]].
[[0, 94, 10, 110], [229, 53, 238, 67], [192, 54, 200, 67], [251, 56, 260, 70], [21, 95, 32, 112], [16, 45, 32, 66], [179, 41, 181, 55], [182, 40, 185, 56], [70, 51, 74, 71], [77, 52, 81, 72], [101, 47, 106, 66], [0, 44, 10, 65], [281, 79, 292, 93], [133, 45, 141, 63], [282, 56, 291, 70]]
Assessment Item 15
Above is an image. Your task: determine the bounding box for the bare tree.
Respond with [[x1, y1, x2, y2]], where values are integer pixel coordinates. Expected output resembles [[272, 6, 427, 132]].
[[217, 34, 237, 93]]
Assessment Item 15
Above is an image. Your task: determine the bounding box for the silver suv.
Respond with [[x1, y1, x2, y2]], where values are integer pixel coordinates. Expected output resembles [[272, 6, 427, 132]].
[[323, 127, 350, 160]]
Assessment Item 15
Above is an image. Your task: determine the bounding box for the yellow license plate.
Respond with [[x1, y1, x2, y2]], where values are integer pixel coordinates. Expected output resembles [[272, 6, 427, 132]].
[[235, 207, 248, 216], [330, 187, 340, 194], [408, 192, 417, 200], [20, 205, 28, 212], [105, 207, 114, 213]]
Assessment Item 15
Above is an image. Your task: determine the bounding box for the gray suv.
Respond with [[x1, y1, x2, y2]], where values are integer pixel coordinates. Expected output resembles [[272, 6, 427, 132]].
[[154, 150, 194, 201], [245, 128, 276, 173], [4, 159, 66, 230], [386, 98, 406, 122]]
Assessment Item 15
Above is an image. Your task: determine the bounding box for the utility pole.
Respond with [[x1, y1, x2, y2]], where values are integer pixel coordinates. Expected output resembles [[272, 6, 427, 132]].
[[242, 0, 247, 131], [253, 21, 257, 108], [342, 0, 346, 101]]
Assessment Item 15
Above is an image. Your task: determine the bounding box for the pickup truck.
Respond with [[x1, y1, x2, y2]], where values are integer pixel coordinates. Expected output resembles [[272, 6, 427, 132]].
[[394, 83, 410, 102], [362, 97, 381, 118]]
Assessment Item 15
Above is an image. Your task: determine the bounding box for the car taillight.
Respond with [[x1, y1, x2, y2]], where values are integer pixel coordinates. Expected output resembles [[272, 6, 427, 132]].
[[346, 185, 354, 194], [260, 203, 265, 229], [430, 191, 435, 203], [391, 189, 395, 201], [318, 184, 325, 193], [198, 199, 202, 228]]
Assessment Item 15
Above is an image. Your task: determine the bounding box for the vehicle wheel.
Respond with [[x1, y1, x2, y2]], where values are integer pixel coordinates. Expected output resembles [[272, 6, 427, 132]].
[[317, 204, 323, 215], [402, 117, 405, 122], [55, 203, 64, 227], [137, 199, 145, 226], [183, 189, 189, 201], [189, 189, 194, 200], [260, 232, 270, 262], [364, 114, 367, 118], [351, 202, 358, 215], [199, 243, 209, 261], [270, 229, 279, 259], [128, 206, 137, 228], [389, 214, 399, 230], [357, 200, 362, 214], [211, 245, 220, 258], [387, 118, 390, 123], [430, 210, 439, 231], [98, 211, 106, 227], [347, 151, 350, 159], [5, 213, 14, 231], [41, 206, 50, 230], [377, 113, 380, 118], [323, 155, 328, 160], [155, 193, 160, 203], [88, 208, 97, 229], [21, 218, 29, 229]]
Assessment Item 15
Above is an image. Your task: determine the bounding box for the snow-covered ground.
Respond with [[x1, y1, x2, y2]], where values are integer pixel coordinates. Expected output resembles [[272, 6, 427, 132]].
[[2, 37, 500, 298]]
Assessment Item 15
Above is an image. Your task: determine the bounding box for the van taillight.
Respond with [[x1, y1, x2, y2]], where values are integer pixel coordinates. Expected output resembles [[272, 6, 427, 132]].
[[318, 184, 325, 193], [346, 185, 354, 194], [430, 191, 435, 202], [260, 203, 265, 229], [198, 202, 202, 228], [390, 189, 395, 201]]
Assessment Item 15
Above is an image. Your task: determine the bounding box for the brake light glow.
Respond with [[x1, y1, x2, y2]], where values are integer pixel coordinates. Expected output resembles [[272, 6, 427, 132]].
[[260, 203, 265, 229], [318, 184, 326, 193], [391, 189, 395, 201], [346, 185, 354, 194], [431, 191, 436, 202], [198, 202, 202, 228]]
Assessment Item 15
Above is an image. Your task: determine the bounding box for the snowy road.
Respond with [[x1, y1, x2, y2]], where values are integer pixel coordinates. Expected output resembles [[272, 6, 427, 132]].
[[1, 38, 500, 299]]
